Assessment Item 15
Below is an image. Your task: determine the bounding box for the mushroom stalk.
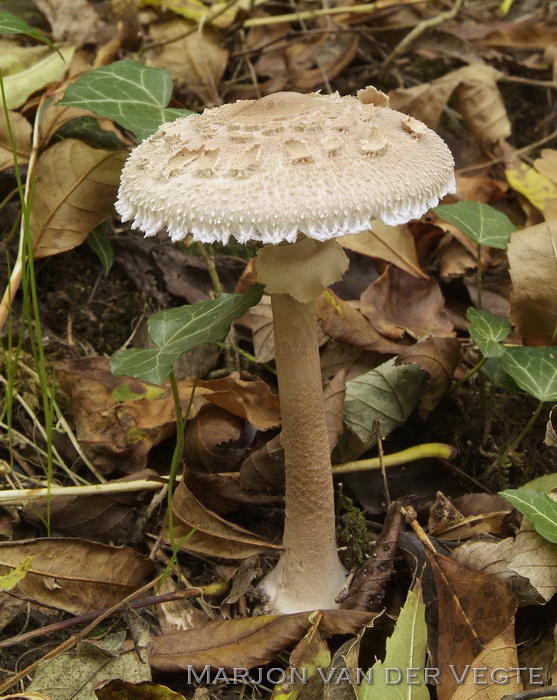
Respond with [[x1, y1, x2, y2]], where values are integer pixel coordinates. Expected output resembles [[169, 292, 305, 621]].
[[257, 293, 347, 614]]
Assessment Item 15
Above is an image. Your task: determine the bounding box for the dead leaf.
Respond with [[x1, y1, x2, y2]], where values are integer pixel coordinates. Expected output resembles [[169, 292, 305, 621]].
[[161, 478, 281, 559], [426, 549, 517, 700], [316, 291, 407, 354], [245, 295, 275, 363], [320, 340, 380, 383], [30, 139, 126, 259], [286, 32, 359, 91], [33, 0, 101, 47], [450, 622, 522, 699], [534, 149, 557, 186], [155, 576, 209, 635], [197, 372, 280, 431], [96, 679, 187, 700], [0, 109, 31, 171], [150, 609, 375, 671], [0, 538, 156, 615], [507, 221, 557, 345], [505, 148, 557, 214], [396, 336, 461, 416], [184, 403, 247, 472], [456, 173, 508, 203], [40, 91, 102, 149], [147, 19, 228, 106], [389, 64, 510, 141], [452, 519, 557, 604], [186, 471, 276, 515], [360, 266, 454, 340], [339, 222, 427, 279]]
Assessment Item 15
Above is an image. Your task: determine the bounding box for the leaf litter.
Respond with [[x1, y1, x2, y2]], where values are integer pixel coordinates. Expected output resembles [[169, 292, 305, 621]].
[[0, 0, 557, 698]]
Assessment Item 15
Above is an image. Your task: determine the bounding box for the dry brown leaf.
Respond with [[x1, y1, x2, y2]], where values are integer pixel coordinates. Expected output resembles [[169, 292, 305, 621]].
[[186, 471, 277, 515], [508, 220, 557, 345], [315, 291, 406, 354], [320, 339, 380, 383], [39, 94, 101, 149], [389, 64, 510, 141], [360, 266, 454, 340], [427, 549, 517, 700], [246, 295, 275, 363], [0, 109, 31, 171], [185, 403, 247, 472], [0, 538, 156, 615], [30, 139, 126, 259], [450, 622, 522, 699], [286, 32, 359, 91], [339, 222, 426, 279], [34, 0, 101, 47], [452, 519, 557, 604], [197, 372, 280, 431], [147, 19, 228, 106], [396, 337, 461, 416], [455, 173, 508, 203], [476, 21, 557, 49], [162, 478, 281, 559], [534, 149, 557, 185], [150, 609, 375, 671]]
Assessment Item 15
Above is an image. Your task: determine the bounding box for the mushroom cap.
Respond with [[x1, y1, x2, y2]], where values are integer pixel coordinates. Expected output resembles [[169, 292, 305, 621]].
[[116, 88, 456, 245]]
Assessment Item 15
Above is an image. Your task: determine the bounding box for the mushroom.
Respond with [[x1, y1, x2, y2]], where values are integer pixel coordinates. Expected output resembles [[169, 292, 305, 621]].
[[115, 87, 455, 614]]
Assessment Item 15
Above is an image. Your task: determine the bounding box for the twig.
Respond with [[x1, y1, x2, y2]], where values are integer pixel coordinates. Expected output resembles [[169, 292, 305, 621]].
[[375, 419, 390, 508], [379, 0, 464, 76], [0, 479, 164, 506], [0, 580, 229, 651]]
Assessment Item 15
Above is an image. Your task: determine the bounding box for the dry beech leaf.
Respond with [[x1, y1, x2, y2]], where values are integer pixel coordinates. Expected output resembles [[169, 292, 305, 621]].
[[184, 403, 247, 473], [0, 109, 31, 171], [186, 470, 277, 516], [39, 95, 100, 149], [534, 148, 557, 185], [340, 222, 426, 279], [197, 372, 280, 431], [508, 220, 557, 345], [161, 478, 281, 559], [30, 139, 126, 259], [246, 295, 275, 363], [426, 549, 517, 700], [96, 679, 187, 700], [389, 64, 510, 141], [150, 609, 375, 672], [315, 291, 406, 354], [360, 266, 454, 340], [452, 519, 557, 604], [286, 32, 359, 91], [58, 357, 203, 475], [147, 19, 228, 106], [320, 339, 380, 383], [0, 538, 156, 615], [450, 623, 522, 700], [455, 173, 508, 203], [239, 370, 346, 493], [396, 337, 461, 416], [34, 0, 101, 47]]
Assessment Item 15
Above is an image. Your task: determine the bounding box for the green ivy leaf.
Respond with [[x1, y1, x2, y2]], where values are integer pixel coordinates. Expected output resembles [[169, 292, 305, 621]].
[[499, 489, 557, 543], [57, 60, 192, 141], [481, 357, 520, 392], [434, 201, 516, 249], [0, 11, 58, 52], [87, 223, 114, 275], [467, 308, 511, 358], [500, 346, 557, 401], [111, 284, 265, 385]]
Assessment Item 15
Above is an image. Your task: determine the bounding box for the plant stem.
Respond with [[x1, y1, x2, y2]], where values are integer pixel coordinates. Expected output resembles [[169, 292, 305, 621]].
[[450, 356, 487, 393], [476, 242, 483, 310], [492, 399, 545, 471], [332, 443, 456, 474], [195, 241, 223, 298]]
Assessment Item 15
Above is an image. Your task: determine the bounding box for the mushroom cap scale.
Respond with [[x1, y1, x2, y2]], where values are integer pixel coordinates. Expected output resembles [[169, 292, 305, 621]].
[[116, 89, 456, 245]]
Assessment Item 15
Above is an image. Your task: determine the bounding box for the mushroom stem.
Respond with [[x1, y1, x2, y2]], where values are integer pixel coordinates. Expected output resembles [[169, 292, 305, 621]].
[[257, 293, 347, 614]]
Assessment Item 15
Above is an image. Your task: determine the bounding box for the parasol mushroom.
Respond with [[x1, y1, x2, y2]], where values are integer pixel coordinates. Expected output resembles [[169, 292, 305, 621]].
[[115, 87, 455, 614]]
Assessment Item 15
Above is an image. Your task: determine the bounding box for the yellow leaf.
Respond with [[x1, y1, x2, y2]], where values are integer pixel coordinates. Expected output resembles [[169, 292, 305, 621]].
[[0, 555, 32, 591], [505, 160, 557, 212]]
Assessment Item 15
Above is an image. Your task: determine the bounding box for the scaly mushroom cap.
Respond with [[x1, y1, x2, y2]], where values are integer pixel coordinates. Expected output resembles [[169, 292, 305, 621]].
[[116, 87, 456, 244]]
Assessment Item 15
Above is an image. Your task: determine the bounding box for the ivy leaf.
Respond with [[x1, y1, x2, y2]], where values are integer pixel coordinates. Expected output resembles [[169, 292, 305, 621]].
[[499, 490, 557, 544], [0, 11, 58, 52], [57, 60, 192, 141], [111, 284, 265, 385], [500, 346, 557, 401], [467, 308, 511, 358], [434, 201, 516, 249], [87, 223, 114, 275]]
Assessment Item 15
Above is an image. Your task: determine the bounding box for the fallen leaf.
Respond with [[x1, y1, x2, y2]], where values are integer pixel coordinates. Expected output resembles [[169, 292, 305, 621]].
[[150, 609, 375, 672], [452, 519, 557, 604], [96, 680, 187, 700], [505, 147, 557, 213], [315, 291, 406, 354], [185, 403, 247, 472], [34, 0, 101, 47], [508, 221, 557, 345], [246, 295, 275, 363], [455, 174, 508, 203], [0, 538, 156, 614], [147, 19, 228, 106], [339, 222, 427, 279], [320, 339, 380, 384], [30, 139, 126, 259], [450, 622, 522, 699], [286, 32, 359, 91], [396, 336, 461, 416], [426, 549, 517, 700], [0, 108, 31, 171], [161, 478, 281, 558], [534, 149, 557, 185], [1, 44, 75, 109], [360, 266, 454, 340]]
